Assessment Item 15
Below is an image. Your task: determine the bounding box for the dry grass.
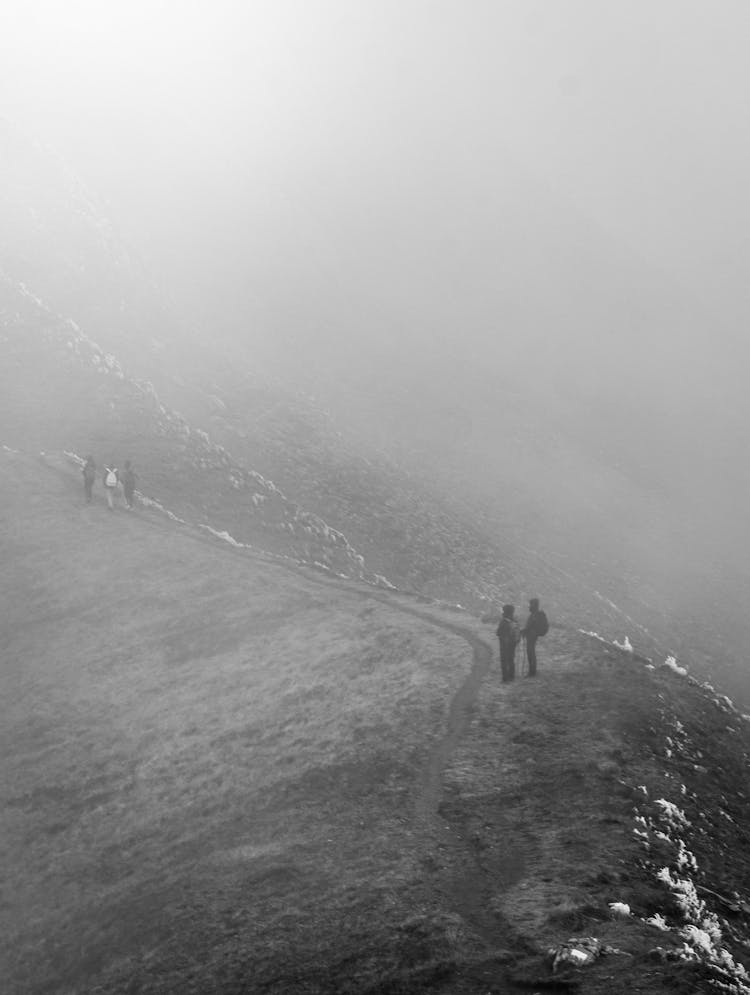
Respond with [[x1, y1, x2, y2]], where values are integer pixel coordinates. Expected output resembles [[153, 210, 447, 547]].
[[6, 453, 750, 994], [0, 453, 470, 993]]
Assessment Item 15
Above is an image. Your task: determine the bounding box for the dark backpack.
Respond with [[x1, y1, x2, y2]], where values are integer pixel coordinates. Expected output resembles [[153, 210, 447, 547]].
[[535, 610, 549, 637]]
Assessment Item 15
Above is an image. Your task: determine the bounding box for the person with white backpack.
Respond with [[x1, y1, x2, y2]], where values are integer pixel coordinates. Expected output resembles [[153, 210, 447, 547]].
[[102, 465, 119, 510]]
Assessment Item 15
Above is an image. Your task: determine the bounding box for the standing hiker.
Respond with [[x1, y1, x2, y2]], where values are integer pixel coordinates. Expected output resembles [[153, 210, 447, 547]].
[[496, 604, 520, 683], [103, 464, 119, 511], [120, 460, 137, 510], [82, 455, 96, 504], [521, 598, 549, 677]]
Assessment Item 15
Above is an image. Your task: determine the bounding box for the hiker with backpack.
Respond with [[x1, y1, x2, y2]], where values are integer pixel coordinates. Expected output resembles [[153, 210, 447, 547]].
[[120, 460, 137, 510], [82, 456, 96, 504], [103, 465, 119, 510], [521, 598, 549, 677], [496, 604, 521, 683]]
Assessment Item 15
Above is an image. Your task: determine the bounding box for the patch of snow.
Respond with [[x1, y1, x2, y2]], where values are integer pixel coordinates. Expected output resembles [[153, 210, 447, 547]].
[[714, 694, 736, 713], [682, 924, 715, 956], [609, 902, 631, 917], [676, 839, 698, 872], [578, 629, 608, 643], [198, 525, 245, 548], [655, 799, 690, 829], [663, 655, 688, 676]]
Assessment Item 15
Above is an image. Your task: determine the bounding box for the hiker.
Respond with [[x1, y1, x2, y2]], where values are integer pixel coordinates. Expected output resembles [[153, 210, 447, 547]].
[[496, 604, 520, 683], [103, 465, 119, 510], [120, 460, 137, 510], [82, 455, 96, 503], [521, 598, 549, 677]]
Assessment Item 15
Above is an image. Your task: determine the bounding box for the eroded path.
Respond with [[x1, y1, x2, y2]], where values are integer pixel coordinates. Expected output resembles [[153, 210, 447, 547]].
[[17, 449, 521, 988]]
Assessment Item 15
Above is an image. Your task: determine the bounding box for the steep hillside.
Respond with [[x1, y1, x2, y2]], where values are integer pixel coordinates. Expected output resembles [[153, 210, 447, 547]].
[[0, 279, 394, 586], [3, 119, 749, 707], [3, 449, 750, 994], [0, 160, 635, 659]]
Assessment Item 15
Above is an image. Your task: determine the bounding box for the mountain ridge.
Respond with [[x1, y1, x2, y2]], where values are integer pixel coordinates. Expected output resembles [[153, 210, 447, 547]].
[[4, 448, 750, 993], [6, 119, 750, 705]]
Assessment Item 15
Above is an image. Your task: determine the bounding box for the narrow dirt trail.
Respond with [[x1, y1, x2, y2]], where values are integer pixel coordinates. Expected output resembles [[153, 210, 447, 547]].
[[40, 450, 499, 829], [289, 578, 511, 948], [35, 451, 507, 945], [359, 599, 495, 824]]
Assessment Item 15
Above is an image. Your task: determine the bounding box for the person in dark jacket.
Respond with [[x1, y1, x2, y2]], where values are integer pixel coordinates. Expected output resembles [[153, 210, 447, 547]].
[[521, 598, 546, 677], [82, 456, 96, 503], [120, 460, 137, 509], [496, 604, 520, 683]]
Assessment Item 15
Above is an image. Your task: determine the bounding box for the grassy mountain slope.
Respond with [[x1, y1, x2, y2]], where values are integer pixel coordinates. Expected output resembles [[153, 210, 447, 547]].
[[0, 236, 650, 660], [1, 451, 468, 993], [3, 118, 749, 703], [0, 278, 394, 586], [4, 449, 750, 994]]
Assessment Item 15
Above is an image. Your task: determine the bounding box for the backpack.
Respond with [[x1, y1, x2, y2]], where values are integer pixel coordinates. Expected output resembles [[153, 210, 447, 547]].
[[535, 610, 549, 637], [105, 469, 118, 488], [83, 463, 96, 482]]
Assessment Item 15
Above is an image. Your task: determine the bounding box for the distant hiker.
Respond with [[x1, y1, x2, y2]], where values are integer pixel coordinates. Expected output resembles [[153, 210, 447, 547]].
[[103, 465, 119, 510], [82, 456, 96, 503], [120, 460, 137, 510], [521, 598, 549, 677], [496, 604, 520, 683]]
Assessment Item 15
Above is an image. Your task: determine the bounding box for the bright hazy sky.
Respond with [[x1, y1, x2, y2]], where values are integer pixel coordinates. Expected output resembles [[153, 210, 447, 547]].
[[2, 1, 750, 333]]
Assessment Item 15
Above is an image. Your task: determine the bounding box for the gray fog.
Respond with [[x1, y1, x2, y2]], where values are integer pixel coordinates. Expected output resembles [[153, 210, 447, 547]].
[[3, 1, 750, 691], [5, 1, 750, 334]]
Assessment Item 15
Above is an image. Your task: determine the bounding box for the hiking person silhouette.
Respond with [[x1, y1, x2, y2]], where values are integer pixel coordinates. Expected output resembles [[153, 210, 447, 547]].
[[521, 598, 549, 677], [103, 465, 119, 511], [496, 604, 520, 683], [120, 460, 137, 510], [82, 456, 96, 504]]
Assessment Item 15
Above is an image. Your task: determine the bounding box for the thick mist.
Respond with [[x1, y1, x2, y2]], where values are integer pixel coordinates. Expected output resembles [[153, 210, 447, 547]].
[[4, 1, 750, 693]]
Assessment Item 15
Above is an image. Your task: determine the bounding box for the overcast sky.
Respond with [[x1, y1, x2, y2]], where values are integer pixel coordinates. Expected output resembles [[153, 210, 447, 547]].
[[2, 1, 750, 349]]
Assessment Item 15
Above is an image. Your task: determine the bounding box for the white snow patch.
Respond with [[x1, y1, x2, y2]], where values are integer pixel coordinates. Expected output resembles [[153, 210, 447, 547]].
[[663, 655, 688, 676], [198, 525, 246, 548], [609, 902, 631, 917], [655, 799, 690, 829]]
